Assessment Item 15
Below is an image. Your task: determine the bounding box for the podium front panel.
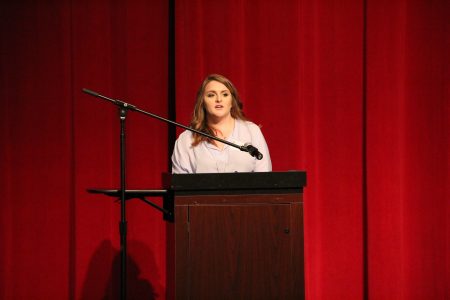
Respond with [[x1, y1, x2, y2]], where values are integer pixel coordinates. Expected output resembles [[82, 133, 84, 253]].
[[165, 172, 305, 299]]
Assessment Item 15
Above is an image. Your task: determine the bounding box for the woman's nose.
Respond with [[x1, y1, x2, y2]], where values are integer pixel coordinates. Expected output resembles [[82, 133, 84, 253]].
[[216, 95, 222, 102]]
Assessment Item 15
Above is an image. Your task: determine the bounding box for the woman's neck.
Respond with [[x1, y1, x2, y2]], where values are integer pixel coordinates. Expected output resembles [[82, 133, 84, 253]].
[[208, 116, 235, 148]]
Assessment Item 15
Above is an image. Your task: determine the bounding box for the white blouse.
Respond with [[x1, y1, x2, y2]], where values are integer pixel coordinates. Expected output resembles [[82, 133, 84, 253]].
[[171, 119, 272, 173]]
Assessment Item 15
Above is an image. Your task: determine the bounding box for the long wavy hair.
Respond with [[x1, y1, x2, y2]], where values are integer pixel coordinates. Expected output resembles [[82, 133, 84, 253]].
[[190, 74, 247, 146]]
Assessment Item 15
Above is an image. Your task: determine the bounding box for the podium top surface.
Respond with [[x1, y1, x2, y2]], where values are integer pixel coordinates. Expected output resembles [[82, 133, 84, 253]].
[[164, 171, 306, 194]]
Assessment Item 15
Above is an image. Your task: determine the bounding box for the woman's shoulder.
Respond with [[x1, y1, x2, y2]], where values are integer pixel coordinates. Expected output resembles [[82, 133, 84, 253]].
[[178, 129, 193, 139], [237, 119, 263, 133], [175, 130, 194, 147]]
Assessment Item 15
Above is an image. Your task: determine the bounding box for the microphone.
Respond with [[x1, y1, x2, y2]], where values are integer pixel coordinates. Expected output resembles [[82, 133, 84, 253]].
[[243, 143, 263, 160]]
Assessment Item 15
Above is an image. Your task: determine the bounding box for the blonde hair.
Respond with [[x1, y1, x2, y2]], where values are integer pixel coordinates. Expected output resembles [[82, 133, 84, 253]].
[[190, 74, 246, 146]]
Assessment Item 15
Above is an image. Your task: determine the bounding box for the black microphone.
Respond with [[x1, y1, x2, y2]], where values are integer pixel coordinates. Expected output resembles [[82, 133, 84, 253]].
[[244, 143, 263, 160]]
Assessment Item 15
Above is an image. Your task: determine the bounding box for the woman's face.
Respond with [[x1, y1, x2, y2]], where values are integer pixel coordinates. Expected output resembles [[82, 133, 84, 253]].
[[203, 80, 233, 122]]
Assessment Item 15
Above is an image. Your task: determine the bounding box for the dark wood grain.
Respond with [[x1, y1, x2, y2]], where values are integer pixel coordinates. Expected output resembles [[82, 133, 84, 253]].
[[169, 194, 304, 299]]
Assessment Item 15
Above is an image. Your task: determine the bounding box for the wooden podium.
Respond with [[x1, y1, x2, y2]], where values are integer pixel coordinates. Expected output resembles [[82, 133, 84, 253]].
[[164, 171, 306, 300]]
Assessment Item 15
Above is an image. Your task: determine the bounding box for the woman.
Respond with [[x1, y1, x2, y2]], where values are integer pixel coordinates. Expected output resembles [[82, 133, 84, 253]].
[[171, 74, 272, 173]]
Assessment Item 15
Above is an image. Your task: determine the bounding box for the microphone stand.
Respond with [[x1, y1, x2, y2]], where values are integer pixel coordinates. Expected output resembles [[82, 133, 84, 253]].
[[82, 88, 262, 300], [119, 106, 127, 300]]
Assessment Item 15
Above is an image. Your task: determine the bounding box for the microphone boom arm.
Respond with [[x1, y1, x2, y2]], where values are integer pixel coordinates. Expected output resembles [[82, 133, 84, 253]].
[[82, 88, 263, 160]]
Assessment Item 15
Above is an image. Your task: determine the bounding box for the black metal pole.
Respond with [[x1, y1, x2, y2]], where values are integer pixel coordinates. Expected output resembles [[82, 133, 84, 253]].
[[119, 107, 128, 300]]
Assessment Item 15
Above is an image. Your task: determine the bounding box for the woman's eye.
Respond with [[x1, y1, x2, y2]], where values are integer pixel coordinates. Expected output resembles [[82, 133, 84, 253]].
[[207, 93, 215, 98], [223, 93, 229, 97]]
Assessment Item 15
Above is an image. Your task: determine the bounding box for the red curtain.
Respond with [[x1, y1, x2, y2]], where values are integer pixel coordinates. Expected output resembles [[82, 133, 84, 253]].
[[367, 0, 449, 298], [1, 0, 448, 299], [0, 0, 169, 299]]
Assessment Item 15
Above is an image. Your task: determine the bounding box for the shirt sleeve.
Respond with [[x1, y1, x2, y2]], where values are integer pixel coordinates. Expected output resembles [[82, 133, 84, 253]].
[[171, 131, 194, 174]]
